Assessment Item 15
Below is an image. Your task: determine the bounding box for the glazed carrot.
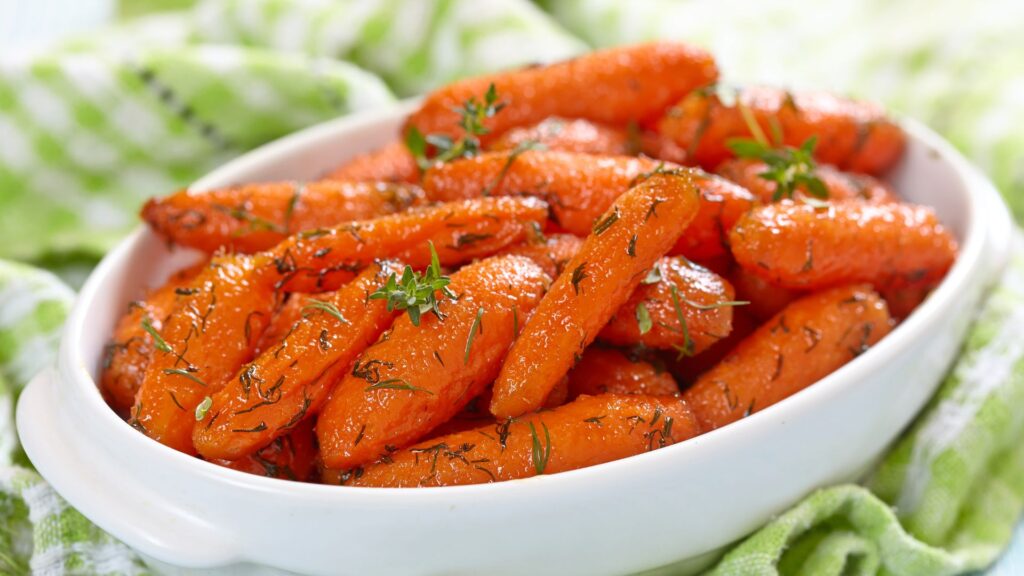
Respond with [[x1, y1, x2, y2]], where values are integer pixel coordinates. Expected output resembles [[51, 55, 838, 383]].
[[500, 233, 583, 278], [716, 158, 897, 204], [670, 307, 757, 384], [252, 295, 307, 356], [422, 150, 663, 236], [567, 348, 679, 399], [658, 86, 905, 174], [131, 257, 279, 453], [406, 42, 717, 145], [211, 419, 317, 481], [600, 257, 737, 354], [490, 172, 701, 418], [194, 263, 402, 461], [317, 255, 549, 470], [324, 141, 420, 184], [639, 131, 690, 165], [668, 175, 757, 260], [682, 284, 892, 430], [268, 196, 551, 293], [881, 283, 935, 321], [728, 265, 802, 322], [142, 181, 423, 254], [100, 262, 206, 415], [729, 201, 958, 290], [345, 393, 701, 487], [489, 117, 634, 156]]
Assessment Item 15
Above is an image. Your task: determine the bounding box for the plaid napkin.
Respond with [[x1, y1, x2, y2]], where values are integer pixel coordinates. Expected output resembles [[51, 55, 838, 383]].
[[2, 0, 1024, 574]]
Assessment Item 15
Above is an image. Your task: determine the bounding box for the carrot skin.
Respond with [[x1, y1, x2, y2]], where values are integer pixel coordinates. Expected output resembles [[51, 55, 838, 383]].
[[682, 284, 892, 430], [499, 233, 583, 278], [489, 117, 634, 156], [325, 141, 420, 184], [729, 201, 958, 290], [346, 393, 701, 487], [211, 419, 318, 481], [490, 171, 701, 418], [317, 255, 549, 469], [668, 175, 757, 260], [567, 348, 679, 398]]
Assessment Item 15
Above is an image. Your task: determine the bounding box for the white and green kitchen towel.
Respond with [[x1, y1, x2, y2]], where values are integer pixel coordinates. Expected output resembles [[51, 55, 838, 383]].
[[2, 0, 1024, 574]]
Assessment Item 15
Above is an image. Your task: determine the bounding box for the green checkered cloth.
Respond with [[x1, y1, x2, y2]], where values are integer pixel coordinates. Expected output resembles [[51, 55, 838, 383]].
[[3, 0, 1024, 574]]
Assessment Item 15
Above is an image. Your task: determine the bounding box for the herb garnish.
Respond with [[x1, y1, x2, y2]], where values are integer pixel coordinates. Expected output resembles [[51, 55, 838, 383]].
[[726, 136, 828, 201], [592, 208, 620, 236], [406, 83, 505, 170], [636, 302, 653, 335], [464, 307, 485, 364], [195, 396, 212, 421], [680, 298, 750, 311], [365, 378, 434, 395], [529, 421, 552, 474], [668, 285, 695, 358], [570, 262, 588, 295], [162, 368, 207, 387], [368, 242, 455, 326], [141, 317, 171, 353], [302, 298, 350, 324]]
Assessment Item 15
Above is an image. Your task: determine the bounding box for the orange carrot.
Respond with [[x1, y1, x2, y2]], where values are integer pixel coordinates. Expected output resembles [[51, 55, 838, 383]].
[[317, 255, 549, 469], [658, 86, 905, 174], [345, 393, 701, 487], [500, 233, 583, 278], [729, 201, 958, 290], [252, 295, 307, 356], [489, 117, 634, 155], [670, 306, 758, 384], [881, 283, 935, 321], [567, 348, 679, 398], [194, 262, 401, 461], [422, 150, 663, 236], [100, 262, 206, 416], [407, 42, 717, 145], [728, 265, 802, 322], [669, 174, 757, 260], [682, 284, 892, 430], [142, 181, 423, 254], [211, 419, 317, 481], [600, 257, 737, 355], [324, 141, 420, 184], [716, 158, 897, 204], [490, 171, 701, 418]]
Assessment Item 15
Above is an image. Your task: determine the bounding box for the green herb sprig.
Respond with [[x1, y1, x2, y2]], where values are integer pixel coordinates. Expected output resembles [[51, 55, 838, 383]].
[[368, 242, 455, 326], [727, 136, 828, 201], [406, 83, 505, 170]]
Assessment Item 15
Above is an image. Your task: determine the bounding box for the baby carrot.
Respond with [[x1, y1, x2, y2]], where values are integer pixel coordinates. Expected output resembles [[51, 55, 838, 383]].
[[669, 174, 757, 261], [670, 306, 758, 384], [658, 86, 905, 174], [600, 257, 737, 354], [490, 171, 701, 418], [406, 42, 718, 145], [194, 262, 402, 461], [567, 348, 679, 398], [252, 295, 307, 356], [500, 233, 583, 278], [422, 150, 662, 236], [489, 117, 634, 156], [317, 255, 549, 470], [729, 201, 958, 290], [325, 141, 420, 184], [142, 181, 423, 254], [728, 265, 802, 322], [100, 262, 206, 416], [345, 393, 701, 487], [210, 419, 318, 481], [682, 284, 892, 430], [716, 158, 897, 204]]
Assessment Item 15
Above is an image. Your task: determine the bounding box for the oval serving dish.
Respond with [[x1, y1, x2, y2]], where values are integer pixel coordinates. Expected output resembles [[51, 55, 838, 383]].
[[17, 100, 1012, 576]]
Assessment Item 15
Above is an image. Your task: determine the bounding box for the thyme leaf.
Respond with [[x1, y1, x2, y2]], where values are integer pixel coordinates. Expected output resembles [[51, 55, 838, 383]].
[[529, 421, 552, 475], [726, 136, 828, 201], [195, 396, 212, 421], [365, 378, 434, 395], [636, 302, 653, 335], [465, 307, 485, 364], [368, 241, 455, 326], [141, 317, 171, 353], [302, 298, 350, 324]]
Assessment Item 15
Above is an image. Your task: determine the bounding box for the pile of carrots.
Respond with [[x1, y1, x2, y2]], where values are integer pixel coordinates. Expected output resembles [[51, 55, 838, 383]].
[[102, 42, 957, 487]]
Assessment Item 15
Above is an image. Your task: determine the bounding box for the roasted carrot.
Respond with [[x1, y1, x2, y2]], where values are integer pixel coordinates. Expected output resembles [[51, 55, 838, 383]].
[[490, 171, 701, 418], [345, 393, 701, 487], [252, 295, 307, 356], [669, 175, 757, 260], [658, 86, 905, 174], [142, 181, 423, 254], [131, 257, 279, 453], [100, 262, 206, 416], [728, 265, 802, 322], [567, 348, 679, 398], [211, 419, 317, 481], [324, 141, 420, 184], [422, 150, 663, 236], [682, 284, 892, 430], [600, 257, 737, 354], [407, 42, 717, 145], [670, 306, 758, 384], [317, 255, 549, 470], [489, 117, 634, 156], [729, 201, 958, 290], [881, 283, 935, 321], [194, 263, 401, 461], [500, 233, 583, 278], [716, 158, 897, 204]]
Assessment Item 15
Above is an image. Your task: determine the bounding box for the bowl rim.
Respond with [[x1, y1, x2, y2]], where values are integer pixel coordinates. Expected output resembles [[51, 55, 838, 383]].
[[54, 104, 1007, 504]]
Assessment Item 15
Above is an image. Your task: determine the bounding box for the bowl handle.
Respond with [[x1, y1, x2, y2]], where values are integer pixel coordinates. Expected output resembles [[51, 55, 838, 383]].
[[17, 369, 242, 569]]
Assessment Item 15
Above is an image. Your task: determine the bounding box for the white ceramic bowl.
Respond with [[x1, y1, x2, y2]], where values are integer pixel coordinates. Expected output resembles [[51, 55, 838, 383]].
[[17, 101, 1012, 576]]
